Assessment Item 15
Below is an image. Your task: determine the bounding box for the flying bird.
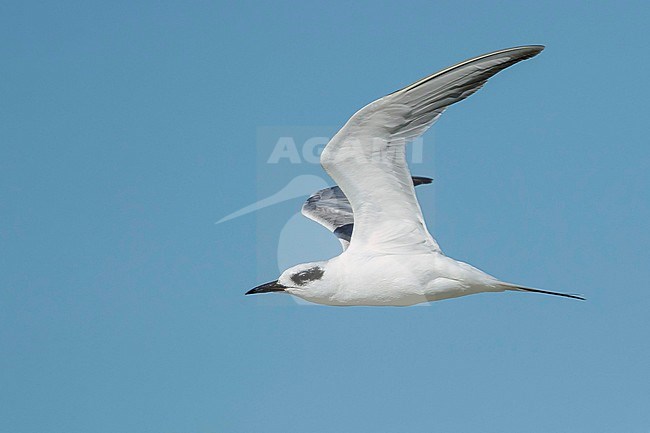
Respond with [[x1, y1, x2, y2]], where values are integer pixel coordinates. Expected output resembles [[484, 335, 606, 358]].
[[247, 45, 584, 306]]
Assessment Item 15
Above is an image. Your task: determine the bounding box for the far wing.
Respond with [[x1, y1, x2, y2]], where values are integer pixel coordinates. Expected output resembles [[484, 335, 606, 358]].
[[302, 176, 433, 250], [320, 46, 544, 254]]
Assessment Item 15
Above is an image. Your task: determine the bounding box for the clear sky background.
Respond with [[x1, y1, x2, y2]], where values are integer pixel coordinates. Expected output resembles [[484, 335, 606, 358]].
[[2, 1, 649, 432]]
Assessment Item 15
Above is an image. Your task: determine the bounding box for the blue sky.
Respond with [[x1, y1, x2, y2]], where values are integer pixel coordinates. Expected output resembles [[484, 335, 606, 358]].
[[1, 1, 649, 432]]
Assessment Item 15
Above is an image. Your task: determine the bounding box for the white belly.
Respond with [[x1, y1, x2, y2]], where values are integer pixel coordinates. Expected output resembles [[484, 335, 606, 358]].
[[290, 251, 500, 306]]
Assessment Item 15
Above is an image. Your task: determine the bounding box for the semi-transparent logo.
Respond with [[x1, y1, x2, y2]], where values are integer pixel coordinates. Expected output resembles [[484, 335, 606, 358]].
[[217, 126, 433, 304]]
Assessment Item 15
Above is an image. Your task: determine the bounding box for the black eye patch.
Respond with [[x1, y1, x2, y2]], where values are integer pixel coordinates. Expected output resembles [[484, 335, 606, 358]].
[[290, 267, 325, 286]]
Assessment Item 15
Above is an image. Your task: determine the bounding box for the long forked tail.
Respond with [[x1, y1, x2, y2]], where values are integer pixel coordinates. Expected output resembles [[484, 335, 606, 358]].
[[501, 283, 585, 301]]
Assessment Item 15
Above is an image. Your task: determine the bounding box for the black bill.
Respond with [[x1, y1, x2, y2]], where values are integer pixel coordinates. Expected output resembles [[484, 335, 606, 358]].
[[245, 280, 287, 295]]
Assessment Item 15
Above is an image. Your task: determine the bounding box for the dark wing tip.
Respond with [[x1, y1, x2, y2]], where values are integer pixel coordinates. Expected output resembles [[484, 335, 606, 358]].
[[519, 44, 545, 51], [412, 176, 433, 186], [333, 223, 353, 243], [513, 44, 545, 60], [503, 44, 544, 55]]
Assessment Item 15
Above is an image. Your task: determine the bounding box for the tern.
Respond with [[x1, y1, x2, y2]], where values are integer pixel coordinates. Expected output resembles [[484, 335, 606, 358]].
[[246, 45, 584, 306]]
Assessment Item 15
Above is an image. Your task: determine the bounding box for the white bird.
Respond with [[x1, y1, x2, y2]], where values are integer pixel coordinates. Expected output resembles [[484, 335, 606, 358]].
[[246, 45, 584, 306]]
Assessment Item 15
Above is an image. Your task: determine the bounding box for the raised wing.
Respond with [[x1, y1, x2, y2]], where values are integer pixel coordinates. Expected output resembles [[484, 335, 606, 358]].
[[302, 176, 433, 250], [320, 46, 544, 254]]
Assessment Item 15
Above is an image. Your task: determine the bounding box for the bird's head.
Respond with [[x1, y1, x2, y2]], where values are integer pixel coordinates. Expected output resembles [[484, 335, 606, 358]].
[[246, 261, 329, 298]]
